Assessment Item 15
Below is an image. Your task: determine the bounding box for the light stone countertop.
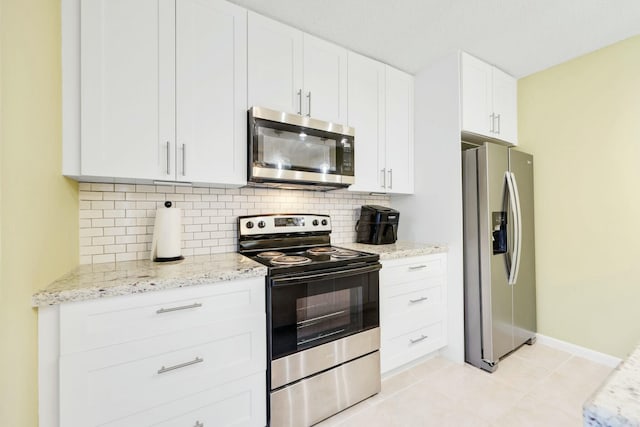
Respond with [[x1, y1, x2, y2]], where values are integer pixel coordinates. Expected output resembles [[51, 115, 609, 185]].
[[32, 241, 446, 307], [32, 253, 267, 307], [584, 344, 640, 426], [339, 240, 448, 260]]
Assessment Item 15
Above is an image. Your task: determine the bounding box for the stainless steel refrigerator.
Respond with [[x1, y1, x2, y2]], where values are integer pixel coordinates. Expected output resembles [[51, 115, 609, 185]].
[[462, 143, 537, 373]]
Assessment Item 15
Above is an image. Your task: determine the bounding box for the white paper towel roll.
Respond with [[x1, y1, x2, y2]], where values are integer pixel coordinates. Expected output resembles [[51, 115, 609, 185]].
[[151, 205, 182, 261]]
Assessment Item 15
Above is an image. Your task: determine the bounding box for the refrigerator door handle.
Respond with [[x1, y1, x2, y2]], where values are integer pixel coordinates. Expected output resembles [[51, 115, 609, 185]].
[[510, 171, 523, 285], [505, 171, 519, 285]]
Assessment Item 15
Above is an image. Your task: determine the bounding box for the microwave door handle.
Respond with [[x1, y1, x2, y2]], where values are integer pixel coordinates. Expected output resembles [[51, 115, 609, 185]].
[[272, 264, 381, 287]]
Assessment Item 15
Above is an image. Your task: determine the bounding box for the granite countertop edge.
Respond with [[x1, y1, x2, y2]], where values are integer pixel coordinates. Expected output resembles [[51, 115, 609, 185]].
[[32, 254, 268, 308], [583, 343, 640, 427], [339, 241, 448, 260], [33, 242, 447, 307]]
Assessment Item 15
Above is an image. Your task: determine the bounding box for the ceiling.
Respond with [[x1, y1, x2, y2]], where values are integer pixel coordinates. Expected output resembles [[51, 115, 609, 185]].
[[228, 0, 640, 77]]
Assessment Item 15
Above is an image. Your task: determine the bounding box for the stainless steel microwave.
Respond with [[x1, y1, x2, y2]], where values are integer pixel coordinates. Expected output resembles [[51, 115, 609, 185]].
[[248, 107, 355, 191]]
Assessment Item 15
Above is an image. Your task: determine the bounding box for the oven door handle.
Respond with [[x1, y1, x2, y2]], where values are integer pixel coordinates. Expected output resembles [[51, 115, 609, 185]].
[[272, 264, 381, 287]]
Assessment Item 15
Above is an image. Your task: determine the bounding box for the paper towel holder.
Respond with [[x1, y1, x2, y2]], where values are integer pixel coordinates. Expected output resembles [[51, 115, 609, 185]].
[[151, 201, 185, 262]]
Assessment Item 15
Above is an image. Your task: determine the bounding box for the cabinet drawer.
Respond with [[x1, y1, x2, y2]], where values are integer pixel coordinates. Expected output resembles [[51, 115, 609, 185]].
[[102, 372, 265, 427], [381, 303, 445, 340], [380, 255, 444, 286], [381, 283, 443, 320], [381, 320, 446, 373], [60, 314, 266, 426], [381, 275, 444, 301], [60, 277, 264, 354]]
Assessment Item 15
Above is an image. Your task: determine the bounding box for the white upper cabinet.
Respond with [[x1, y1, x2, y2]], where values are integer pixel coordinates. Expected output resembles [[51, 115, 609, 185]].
[[247, 12, 303, 116], [176, 0, 247, 185], [491, 67, 518, 144], [347, 57, 414, 194], [81, 0, 174, 180], [347, 52, 385, 193], [384, 66, 414, 194], [302, 33, 348, 124], [248, 12, 348, 125], [76, 0, 247, 185], [460, 52, 518, 145]]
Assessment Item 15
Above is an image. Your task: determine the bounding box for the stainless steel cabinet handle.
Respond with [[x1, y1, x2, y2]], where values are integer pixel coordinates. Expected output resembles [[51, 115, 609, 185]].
[[194, 421, 204, 427], [306, 91, 311, 117], [409, 334, 428, 344], [166, 141, 171, 175], [496, 114, 501, 134], [409, 296, 428, 304], [489, 113, 495, 133], [381, 168, 386, 188], [388, 169, 393, 189], [297, 89, 302, 115], [182, 143, 186, 176], [408, 265, 427, 270], [157, 356, 203, 374], [156, 302, 202, 314]]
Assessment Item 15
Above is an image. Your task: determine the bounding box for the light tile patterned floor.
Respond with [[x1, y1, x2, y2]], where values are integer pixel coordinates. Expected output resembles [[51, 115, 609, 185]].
[[316, 343, 614, 427]]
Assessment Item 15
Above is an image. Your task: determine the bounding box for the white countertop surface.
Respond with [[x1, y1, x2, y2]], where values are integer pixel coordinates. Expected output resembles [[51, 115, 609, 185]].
[[32, 253, 267, 307], [339, 240, 447, 260], [32, 241, 447, 307], [584, 344, 639, 426]]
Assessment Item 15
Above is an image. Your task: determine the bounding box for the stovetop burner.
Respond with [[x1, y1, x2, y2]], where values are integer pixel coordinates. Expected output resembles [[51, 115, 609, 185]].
[[270, 255, 312, 266], [306, 247, 338, 255], [331, 249, 360, 259], [257, 251, 285, 259]]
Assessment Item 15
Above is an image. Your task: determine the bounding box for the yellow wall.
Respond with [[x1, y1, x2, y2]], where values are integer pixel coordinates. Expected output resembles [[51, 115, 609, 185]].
[[0, 0, 79, 425], [518, 35, 640, 358]]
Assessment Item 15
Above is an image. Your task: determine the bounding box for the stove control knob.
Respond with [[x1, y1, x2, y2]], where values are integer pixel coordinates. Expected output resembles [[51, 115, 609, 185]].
[[312, 219, 319, 226], [258, 221, 266, 229], [246, 221, 254, 229], [321, 219, 328, 226]]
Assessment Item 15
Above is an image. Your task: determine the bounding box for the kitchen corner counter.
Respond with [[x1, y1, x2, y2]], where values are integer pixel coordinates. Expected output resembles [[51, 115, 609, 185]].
[[32, 253, 267, 307], [584, 345, 639, 426], [339, 241, 447, 260]]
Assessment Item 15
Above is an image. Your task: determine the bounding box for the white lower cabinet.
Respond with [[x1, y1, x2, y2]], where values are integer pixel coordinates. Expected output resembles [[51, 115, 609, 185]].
[[380, 254, 447, 373], [44, 277, 266, 427]]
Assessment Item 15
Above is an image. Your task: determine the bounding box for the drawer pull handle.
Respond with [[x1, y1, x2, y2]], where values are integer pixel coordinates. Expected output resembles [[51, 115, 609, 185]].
[[157, 357, 204, 374], [408, 265, 427, 270], [156, 302, 202, 314], [409, 334, 429, 344], [194, 422, 204, 427], [409, 296, 428, 304]]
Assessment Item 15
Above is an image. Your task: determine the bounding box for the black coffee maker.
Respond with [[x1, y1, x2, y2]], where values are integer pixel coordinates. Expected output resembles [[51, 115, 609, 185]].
[[356, 205, 400, 245]]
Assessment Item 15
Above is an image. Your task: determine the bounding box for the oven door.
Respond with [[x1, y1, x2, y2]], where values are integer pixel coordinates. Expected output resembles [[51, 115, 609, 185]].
[[269, 264, 380, 361]]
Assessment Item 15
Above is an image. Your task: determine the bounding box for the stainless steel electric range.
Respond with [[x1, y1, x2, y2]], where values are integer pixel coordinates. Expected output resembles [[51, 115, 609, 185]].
[[238, 214, 381, 427]]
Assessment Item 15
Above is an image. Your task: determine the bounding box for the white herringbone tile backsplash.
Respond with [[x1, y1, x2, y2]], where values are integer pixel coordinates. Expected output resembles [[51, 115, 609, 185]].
[[79, 183, 391, 264]]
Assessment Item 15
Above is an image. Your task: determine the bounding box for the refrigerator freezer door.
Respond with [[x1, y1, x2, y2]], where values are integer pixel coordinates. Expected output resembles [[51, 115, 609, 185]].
[[509, 150, 537, 347], [479, 144, 514, 362]]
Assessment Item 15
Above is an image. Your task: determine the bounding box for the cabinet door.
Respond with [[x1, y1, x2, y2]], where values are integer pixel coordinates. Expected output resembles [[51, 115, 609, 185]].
[[81, 0, 175, 180], [461, 52, 493, 138], [347, 52, 385, 193], [176, 0, 247, 185], [492, 67, 518, 145], [247, 12, 303, 115], [385, 66, 414, 194], [302, 34, 348, 124]]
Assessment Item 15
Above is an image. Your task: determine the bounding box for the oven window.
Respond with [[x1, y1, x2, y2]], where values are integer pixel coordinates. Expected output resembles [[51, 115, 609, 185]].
[[296, 288, 361, 346], [270, 268, 379, 360]]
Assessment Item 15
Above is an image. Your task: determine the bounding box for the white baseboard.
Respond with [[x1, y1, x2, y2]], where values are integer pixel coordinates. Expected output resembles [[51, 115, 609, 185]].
[[536, 333, 621, 368]]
